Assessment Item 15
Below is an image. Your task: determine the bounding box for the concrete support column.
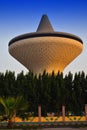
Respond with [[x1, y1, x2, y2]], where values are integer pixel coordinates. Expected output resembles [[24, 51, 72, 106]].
[[62, 105, 65, 121], [38, 105, 41, 122], [13, 113, 16, 122], [85, 104, 87, 121]]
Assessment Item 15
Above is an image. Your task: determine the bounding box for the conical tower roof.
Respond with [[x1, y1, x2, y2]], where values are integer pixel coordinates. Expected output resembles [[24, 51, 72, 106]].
[[9, 14, 83, 46], [37, 15, 54, 32]]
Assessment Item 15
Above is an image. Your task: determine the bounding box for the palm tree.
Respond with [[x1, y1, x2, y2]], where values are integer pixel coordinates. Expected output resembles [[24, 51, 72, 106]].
[[0, 96, 28, 127]]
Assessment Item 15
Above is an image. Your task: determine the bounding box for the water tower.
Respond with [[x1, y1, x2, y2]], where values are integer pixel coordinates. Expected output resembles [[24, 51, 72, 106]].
[[9, 15, 83, 75]]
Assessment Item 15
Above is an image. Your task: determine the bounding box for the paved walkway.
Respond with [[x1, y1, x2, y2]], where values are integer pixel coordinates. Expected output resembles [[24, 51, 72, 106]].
[[43, 128, 87, 130]]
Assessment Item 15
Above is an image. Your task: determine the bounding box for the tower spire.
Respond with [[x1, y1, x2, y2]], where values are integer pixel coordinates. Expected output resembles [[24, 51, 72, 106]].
[[37, 14, 54, 32]]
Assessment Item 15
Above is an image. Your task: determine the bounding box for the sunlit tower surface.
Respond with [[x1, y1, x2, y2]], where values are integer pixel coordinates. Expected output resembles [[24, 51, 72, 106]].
[[9, 15, 83, 75]]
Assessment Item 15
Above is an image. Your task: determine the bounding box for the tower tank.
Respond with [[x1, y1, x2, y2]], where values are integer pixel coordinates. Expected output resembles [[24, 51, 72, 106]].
[[9, 15, 83, 75]]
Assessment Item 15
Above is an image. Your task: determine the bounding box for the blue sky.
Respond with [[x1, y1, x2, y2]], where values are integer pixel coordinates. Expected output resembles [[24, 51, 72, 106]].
[[0, 0, 87, 75]]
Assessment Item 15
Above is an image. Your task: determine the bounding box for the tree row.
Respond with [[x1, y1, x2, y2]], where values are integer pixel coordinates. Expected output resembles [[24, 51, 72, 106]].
[[0, 70, 87, 116]]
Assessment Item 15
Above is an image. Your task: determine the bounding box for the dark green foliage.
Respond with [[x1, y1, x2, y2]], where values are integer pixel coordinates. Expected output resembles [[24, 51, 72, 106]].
[[0, 70, 87, 116]]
